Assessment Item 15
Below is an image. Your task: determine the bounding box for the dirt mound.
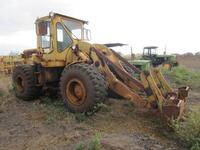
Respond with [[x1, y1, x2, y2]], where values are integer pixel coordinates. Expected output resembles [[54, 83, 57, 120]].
[[177, 54, 200, 70]]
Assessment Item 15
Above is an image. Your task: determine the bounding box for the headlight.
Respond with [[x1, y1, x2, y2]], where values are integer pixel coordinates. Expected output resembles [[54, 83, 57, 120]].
[[72, 45, 77, 50], [71, 44, 79, 53]]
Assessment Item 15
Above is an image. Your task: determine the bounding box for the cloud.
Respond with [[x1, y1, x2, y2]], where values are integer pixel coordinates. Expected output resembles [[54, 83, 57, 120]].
[[0, 0, 74, 54], [0, 30, 36, 54], [0, 0, 200, 54], [0, 0, 73, 35]]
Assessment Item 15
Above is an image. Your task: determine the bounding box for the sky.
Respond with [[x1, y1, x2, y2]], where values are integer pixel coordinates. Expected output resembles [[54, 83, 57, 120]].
[[0, 0, 200, 55]]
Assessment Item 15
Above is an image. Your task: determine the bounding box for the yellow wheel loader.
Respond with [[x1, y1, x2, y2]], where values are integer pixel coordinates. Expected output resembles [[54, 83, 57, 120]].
[[12, 12, 189, 120]]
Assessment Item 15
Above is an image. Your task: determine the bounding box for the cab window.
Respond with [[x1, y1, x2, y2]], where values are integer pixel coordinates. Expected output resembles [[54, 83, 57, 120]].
[[56, 23, 72, 51], [144, 49, 149, 56], [41, 22, 50, 49]]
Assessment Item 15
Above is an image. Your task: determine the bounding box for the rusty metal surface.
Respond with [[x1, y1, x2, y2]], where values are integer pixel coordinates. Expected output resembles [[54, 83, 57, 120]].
[[92, 48, 144, 90], [110, 49, 141, 74], [163, 86, 189, 120], [66, 78, 86, 106]]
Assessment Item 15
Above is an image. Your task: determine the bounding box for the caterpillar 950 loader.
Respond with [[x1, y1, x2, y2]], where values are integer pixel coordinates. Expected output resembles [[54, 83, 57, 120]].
[[12, 12, 189, 120]]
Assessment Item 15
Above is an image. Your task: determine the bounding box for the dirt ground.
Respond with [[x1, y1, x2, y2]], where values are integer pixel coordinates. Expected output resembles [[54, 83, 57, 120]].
[[177, 54, 200, 70], [1, 55, 200, 150], [1, 75, 198, 150]]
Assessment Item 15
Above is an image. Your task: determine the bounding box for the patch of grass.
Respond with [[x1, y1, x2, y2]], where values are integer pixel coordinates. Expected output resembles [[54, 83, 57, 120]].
[[140, 108, 200, 149], [41, 97, 72, 124], [74, 133, 102, 150], [75, 112, 88, 122], [42, 99, 109, 123], [162, 66, 200, 89], [8, 83, 14, 94], [75, 103, 110, 122], [0, 89, 3, 97], [172, 107, 200, 149], [96, 103, 111, 112], [88, 133, 102, 150], [75, 142, 85, 150]]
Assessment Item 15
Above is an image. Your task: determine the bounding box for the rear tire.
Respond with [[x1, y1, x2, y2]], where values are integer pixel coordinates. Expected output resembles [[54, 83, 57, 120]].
[[60, 63, 107, 112], [12, 65, 41, 100]]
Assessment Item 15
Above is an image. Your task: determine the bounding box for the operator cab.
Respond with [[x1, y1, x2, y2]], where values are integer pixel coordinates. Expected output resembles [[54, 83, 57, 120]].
[[143, 46, 158, 58], [35, 12, 91, 53]]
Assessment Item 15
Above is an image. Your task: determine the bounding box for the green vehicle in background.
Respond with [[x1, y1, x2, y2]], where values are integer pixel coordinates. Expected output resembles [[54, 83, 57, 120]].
[[127, 59, 151, 78], [142, 46, 178, 69], [105, 44, 177, 71], [104, 43, 152, 72], [128, 59, 151, 71]]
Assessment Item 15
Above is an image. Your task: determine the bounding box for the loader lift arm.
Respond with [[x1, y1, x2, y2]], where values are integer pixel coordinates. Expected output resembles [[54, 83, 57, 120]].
[[90, 46, 189, 120]]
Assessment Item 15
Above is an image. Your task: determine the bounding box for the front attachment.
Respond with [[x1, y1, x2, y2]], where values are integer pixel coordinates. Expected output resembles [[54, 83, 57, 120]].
[[162, 86, 189, 120], [90, 46, 189, 120], [141, 69, 190, 120]]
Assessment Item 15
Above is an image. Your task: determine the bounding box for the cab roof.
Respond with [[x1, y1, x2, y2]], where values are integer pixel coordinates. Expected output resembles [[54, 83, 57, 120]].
[[144, 46, 158, 49], [36, 12, 88, 24]]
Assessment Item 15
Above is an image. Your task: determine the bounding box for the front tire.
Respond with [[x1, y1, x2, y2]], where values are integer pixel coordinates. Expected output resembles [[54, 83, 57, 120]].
[[60, 63, 107, 112], [12, 65, 41, 100]]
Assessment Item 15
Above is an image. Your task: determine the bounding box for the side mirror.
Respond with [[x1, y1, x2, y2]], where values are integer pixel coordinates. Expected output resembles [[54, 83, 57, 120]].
[[38, 22, 48, 35]]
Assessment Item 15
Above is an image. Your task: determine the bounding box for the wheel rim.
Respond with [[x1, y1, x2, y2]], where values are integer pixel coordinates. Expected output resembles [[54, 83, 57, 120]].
[[16, 76, 24, 92], [66, 78, 87, 106]]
